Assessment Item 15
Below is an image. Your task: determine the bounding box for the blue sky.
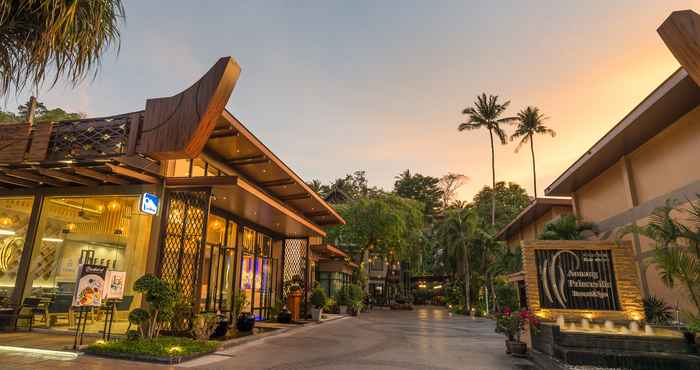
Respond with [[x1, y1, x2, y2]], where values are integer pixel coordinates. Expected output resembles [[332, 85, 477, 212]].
[[7, 1, 698, 200]]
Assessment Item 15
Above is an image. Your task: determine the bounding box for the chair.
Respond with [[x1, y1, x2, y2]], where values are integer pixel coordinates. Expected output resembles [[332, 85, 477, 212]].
[[15, 298, 42, 331], [47, 294, 74, 328]]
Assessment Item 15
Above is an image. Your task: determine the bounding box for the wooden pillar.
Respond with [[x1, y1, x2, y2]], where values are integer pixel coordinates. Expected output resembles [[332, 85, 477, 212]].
[[11, 192, 44, 305], [620, 155, 649, 297]]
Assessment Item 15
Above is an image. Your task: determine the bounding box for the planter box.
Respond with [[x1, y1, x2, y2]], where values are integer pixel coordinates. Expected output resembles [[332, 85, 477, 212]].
[[85, 346, 220, 364]]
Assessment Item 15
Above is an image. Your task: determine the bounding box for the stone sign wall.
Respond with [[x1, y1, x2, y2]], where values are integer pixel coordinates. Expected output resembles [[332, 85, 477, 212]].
[[523, 240, 643, 321]]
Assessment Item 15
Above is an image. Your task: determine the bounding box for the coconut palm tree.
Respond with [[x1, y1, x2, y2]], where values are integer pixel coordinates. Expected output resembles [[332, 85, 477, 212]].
[[0, 1, 125, 95], [510, 106, 556, 197], [459, 94, 516, 226]]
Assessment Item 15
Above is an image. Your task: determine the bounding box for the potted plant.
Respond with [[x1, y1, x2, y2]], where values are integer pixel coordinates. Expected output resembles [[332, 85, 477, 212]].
[[348, 284, 364, 317], [233, 291, 255, 332], [310, 286, 326, 322], [495, 307, 540, 357], [284, 275, 303, 321], [335, 287, 350, 315]]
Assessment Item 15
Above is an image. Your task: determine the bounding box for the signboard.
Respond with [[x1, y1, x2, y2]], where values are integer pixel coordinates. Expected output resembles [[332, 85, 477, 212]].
[[73, 264, 107, 307], [535, 249, 620, 311], [104, 271, 126, 300], [140, 192, 159, 215]]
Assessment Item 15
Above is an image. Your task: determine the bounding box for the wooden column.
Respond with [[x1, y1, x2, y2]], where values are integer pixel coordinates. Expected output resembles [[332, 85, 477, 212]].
[[11, 192, 44, 306], [620, 155, 649, 297]]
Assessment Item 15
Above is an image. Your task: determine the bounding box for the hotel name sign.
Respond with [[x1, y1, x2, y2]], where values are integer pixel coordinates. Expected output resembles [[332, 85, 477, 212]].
[[535, 249, 620, 311], [522, 240, 644, 320]]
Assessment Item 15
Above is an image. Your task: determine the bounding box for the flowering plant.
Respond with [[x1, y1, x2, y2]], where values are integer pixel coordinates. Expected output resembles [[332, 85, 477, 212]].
[[495, 307, 540, 342]]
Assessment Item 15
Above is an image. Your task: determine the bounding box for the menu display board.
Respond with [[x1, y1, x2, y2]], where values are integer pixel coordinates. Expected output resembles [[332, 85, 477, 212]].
[[104, 271, 126, 300], [72, 264, 107, 307], [535, 249, 620, 311]]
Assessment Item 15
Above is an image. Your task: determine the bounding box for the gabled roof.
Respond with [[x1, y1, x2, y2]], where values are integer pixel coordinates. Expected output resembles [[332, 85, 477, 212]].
[[495, 197, 572, 240], [545, 68, 700, 196]]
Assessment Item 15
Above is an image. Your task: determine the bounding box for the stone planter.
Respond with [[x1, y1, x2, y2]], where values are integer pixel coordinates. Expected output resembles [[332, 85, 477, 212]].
[[277, 309, 292, 324], [311, 308, 322, 322], [236, 312, 255, 332], [506, 340, 527, 357], [339, 305, 348, 315]]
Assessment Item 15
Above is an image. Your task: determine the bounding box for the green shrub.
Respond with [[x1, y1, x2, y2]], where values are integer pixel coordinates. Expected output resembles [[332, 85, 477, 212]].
[[88, 336, 218, 358], [334, 286, 350, 306], [191, 313, 219, 340], [494, 283, 518, 311], [643, 296, 673, 325], [131, 274, 177, 339], [310, 287, 327, 309], [324, 297, 337, 313]]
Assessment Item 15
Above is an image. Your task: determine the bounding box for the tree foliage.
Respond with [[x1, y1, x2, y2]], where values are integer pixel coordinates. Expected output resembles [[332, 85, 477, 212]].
[[510, 106, 556, 197], [0, 99, 82, 123], [393, 169, 443, 218], [0, 0, 124, 95], [438, 173, 468, 209], [538, 214, 595, 240], [326, 193, 424, 264], [472, 181, 530, 231]]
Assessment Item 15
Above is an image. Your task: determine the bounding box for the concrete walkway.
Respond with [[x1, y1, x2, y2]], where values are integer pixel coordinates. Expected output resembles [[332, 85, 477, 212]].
[[0, 307, 533, 370]]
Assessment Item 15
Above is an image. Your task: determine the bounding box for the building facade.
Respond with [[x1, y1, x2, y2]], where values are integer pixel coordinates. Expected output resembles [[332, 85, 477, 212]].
[[0, 56, 344, 332], [544, 10, 700, 316]]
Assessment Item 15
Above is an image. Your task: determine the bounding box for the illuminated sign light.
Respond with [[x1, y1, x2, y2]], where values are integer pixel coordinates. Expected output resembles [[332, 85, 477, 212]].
[[141, 193, 159, 215]]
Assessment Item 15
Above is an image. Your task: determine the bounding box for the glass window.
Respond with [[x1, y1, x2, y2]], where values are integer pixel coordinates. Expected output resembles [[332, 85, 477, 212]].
[[0, 197, 34, 304], [24, 195, 152, 332], [192, 158, 206, 177]]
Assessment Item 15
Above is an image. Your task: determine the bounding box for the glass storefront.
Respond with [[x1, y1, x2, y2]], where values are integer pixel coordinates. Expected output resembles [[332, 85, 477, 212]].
[[318, 271, 351, 298], [23, 195, 153, 332], [239, 227, 277, 320], [0, 197, 35, 305], [201, 215, 237, 313]]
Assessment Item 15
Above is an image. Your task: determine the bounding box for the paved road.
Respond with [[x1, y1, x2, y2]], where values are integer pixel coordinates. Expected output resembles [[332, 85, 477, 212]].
[[182, 307, 532, 370], [0, 307, 532, 370]]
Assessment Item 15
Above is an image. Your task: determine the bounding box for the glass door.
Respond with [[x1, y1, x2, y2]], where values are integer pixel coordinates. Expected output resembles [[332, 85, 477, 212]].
[[202, 215, 238, 313]]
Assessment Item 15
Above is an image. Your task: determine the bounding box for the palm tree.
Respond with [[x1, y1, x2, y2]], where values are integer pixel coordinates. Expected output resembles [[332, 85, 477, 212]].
[[510, 106, 556, 197], [0, 1, 125, 95], [437, 207, 479, 312], [459, 94, 516, 226]]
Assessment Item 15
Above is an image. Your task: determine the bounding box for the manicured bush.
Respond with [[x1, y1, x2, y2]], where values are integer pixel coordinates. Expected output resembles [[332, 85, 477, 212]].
[[87, 336, 218, 358], [310, 287, 327, 309], [130, 274, 178, 339]]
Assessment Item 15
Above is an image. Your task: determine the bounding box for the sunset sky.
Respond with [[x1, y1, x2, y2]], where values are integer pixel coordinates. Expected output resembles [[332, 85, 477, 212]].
[[6, 1, 697, 201]]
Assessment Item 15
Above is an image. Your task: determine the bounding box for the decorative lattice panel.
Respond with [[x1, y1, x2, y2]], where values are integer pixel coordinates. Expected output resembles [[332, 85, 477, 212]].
[[283, 238, 307, 296], [47, 114, 137, 160], [159, 190, 209, 301]]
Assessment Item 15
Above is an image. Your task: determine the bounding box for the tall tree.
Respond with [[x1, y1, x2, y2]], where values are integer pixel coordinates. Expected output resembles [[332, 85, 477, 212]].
[[393, 170, 443, 218], [0, 99, 81, 124], [0, 1, 125, 95], [325, 193, 424, 287], [438, 173, 468, 209], [510, 106, 556, 197], [459, 94, 516, 226], [472, 181, 530, 231]]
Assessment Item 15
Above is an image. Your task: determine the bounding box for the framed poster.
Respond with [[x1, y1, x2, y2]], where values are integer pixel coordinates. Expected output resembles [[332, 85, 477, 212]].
[[72, 264, 107, 307], [104, 271, 126, 300]]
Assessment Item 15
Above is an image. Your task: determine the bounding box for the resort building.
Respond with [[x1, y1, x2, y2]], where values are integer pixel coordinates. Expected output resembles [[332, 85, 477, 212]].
[[0, 56, 344, 333], [544, 10, 700, 315], [495, 197, 573, 250]]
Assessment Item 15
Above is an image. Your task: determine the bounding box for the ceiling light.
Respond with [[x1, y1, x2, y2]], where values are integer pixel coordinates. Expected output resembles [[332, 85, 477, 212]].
[[42, 237, 64, 243], [0, 229, 15, 236]]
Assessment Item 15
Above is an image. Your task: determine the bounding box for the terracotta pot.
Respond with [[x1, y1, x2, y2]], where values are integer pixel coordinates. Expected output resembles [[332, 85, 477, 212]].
[[288, 291, 302, 321], [506, 340, 527, 357]]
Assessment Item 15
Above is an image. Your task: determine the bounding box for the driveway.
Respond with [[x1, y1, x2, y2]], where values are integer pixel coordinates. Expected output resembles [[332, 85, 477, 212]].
[[181, 306, 532, 370], [0, 307, 532, 370]]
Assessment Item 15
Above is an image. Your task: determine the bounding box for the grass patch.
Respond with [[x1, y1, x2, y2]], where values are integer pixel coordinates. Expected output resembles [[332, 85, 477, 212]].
[[87, 336, 219, 358]]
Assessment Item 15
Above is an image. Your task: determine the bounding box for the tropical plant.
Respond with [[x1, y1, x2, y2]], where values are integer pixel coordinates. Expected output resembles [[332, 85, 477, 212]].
[[131, 274, 177, 339], [0, 0, 125, 95], [324, 297, 337, 313], [335, 286, 350, 307], [458, 93, 516, 226], [494, 282, 519, 312], [495, 307, 540, 342], [509, 106, 556, 197], [433, 207, 480, 311], [233, 290, 248, 317], [538, 214, 596, 240], [619, 197, 700, 315], [191, 312, 219, 340], [643, 296, 673, 325]]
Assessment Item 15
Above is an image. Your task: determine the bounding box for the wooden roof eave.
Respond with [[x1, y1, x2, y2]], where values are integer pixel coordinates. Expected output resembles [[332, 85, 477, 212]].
[[215, 110, 345, 226]]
